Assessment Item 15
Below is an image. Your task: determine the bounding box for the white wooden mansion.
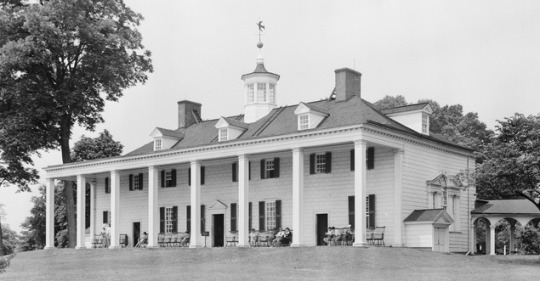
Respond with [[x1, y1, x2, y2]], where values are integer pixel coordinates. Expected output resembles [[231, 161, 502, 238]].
[[43, 47, 476, 253]]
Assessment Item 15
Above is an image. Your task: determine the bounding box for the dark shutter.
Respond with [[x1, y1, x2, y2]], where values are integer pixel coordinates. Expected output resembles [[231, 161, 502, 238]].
[[367, 147, 375, 170], [325, 152, 332, 173], [249, 161, 251, 180], [139, 173, 144, 190], [172, 206, 178, 233], [232, 163, 237, 182], [171, 169, 177, 187], [186, 206, 191, 233], [274, 158, 280, 178], [259, 201, 265, 231], [105, 177, 110, 194], [201, 166, 205, 185], [276, 200, 282, 229], [129, 174, 133, 191], [348, 196, 355, 230], [161, 170, 165, 188], [368, 194, 376, 229], [231, 203, 237, 232], [188, 168, 191, 186], [350, 149, 355, 171], [309, 153, 316, 174], [201, 205, 206, 233], [260, 159, 266, 179], [103, 211, 109, 224], [249, 202, 252, 230], [160, 207, 165, 233]]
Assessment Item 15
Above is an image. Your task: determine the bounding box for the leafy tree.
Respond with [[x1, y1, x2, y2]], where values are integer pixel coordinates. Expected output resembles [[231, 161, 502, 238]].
[[372, 95, 408, 110], [476, 114, 540, 211], [0, 0, 152, 247], [71, 130, 123, 162], [0, 203, 5, 255]]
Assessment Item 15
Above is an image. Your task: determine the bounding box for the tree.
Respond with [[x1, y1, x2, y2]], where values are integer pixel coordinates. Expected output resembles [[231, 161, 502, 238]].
[[0, 203, 5, 255], [20, 131, 123, 249], [0, 0, 152, 247], [372, 95, 408, 110], [476, 114, 540, 212]]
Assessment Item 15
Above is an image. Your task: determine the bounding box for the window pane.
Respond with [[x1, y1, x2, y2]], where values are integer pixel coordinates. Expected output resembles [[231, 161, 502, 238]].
[[265, 159, 274, 178], [257, 83, 266, 102], [247, 84, 254, 103], [219, 128, 228, 141], [316, 154, 326, 173], [269, 84, 275, 103], [299, 114, 309, 130], [266, 201, 276, 230], [134, 175, 140, 190], [165, 207, 173, 233]]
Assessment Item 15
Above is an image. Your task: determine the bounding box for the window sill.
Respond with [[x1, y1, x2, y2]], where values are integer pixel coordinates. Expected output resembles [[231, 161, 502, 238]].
[[450, 231, 462, 234]]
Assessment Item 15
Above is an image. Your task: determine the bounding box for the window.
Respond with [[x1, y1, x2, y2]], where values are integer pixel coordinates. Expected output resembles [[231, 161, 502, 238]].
[[154, 139, 162, 151], [298, 114, 309, 130], [268, 84, 275, 103], [309, 152, 331, 174], [103, 211, 110, 224], [165, 207, 173, 233], [105, 177, 110, 194], [256, 83, 266, 102], [432, 192, 437, 208], [422, 113, 429, 134], [266, 201, 276, 231], [442, 188, 448, 210], [247, 83, 254, 103], [265, 160, 274, 177], [161, 169, 176, 188], [260, 158, 280, 179], [219, 128, 228, 142], [134, 174, 140, 190], [316, 154, 326, 173], [129, 173, 143, 191]]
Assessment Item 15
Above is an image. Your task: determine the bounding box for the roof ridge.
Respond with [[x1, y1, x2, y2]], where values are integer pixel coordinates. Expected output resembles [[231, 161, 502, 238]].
[[252, 107, 286, 137]]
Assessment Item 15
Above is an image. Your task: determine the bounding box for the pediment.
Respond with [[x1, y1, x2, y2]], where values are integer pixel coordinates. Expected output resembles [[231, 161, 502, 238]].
[[208, 200, 228, 210], [427, 173, 462, 189]]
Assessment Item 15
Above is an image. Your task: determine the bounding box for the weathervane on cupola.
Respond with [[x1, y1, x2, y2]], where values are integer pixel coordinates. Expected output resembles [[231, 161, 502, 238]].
[[241, 20, 280, 123]]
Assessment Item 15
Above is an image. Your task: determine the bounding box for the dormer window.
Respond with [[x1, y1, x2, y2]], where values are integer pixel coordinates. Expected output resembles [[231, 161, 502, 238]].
[[219, 128, 228, 141], [298, 114, 309, 130], [154, 139, 162, 151], [422, 113, 429, 134]]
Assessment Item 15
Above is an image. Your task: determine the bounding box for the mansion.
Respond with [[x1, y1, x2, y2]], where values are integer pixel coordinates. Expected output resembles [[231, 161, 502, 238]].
[[43, 47, 476, 253]]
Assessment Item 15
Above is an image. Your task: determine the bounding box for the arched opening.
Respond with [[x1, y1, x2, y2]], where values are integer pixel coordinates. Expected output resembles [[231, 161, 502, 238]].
[[473, 217, 490, 254], [494, 218, 521, 255]]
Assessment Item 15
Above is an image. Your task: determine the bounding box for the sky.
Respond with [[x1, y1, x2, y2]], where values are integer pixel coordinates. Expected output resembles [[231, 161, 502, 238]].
[[2, 0, 540, 233]]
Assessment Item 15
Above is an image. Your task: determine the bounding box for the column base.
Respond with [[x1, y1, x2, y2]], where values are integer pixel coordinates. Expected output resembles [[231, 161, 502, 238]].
[[291, 243, 305, 248], [44, 246, 56, 250], [353, 242, 369, 247], [189, 244, 203, 249], [237, 243, 250, 248], [391, 243, 404, 247], [108, 245, 121, 249]]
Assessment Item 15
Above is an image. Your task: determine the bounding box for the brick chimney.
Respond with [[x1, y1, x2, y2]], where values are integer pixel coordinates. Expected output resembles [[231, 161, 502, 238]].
[[177, 100, 202, 129], [334, 68, 361, 101]]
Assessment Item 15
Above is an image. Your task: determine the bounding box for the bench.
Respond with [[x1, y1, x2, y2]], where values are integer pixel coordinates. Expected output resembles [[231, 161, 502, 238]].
[[367, 226, 385, 246], [158, 232, 190, 247], [226, 231, 238, 247], [91, 234, 103, 248]]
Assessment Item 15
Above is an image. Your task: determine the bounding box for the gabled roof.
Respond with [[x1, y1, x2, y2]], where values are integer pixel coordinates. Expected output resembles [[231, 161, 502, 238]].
[[404, 209, 454, 224], [150, 127, 184, 139], [126, 96, 473, 157], [295, 102, 330, 115], [381, 102, 431, 115], [472, 199, 540, 216], [216, 116, 249, 130]]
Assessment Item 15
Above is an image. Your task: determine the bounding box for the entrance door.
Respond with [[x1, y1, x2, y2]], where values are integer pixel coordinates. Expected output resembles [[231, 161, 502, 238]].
[[213, 214, 224, 247], [433, 227, 446, 252], [133, 222, 140, 247], [316, 214, 328, 246]]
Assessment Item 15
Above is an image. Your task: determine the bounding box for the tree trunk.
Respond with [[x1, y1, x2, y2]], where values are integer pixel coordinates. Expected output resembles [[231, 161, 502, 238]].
[[0, 217, 5, 256], [60, 117, 76, 248]]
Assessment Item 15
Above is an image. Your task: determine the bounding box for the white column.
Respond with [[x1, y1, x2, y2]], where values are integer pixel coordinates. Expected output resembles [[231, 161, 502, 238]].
[[45, 178, 55, 249], [470, 221, 476, 254], [76, 175, 86, 249], [148, 166, 159, 248], [190, 161, 202, 248], [353, 140, 368, 247], [88, 182, 96, 249], [291, 147, 304, 247], [489, 224, 496, 255], [238, 155, 250, 247], [109, 170, 120, 249], [509, 225, 515, 254], [392, 149, 404, 247]]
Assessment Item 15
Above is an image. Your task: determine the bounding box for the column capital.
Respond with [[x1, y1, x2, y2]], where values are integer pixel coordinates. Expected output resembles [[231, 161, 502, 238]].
[[353, 139, 367, 146], [489, 224, 497, 230], [190, 160, 200, 165], [291, 147, 304, 153], [237, 154, 249, 159]]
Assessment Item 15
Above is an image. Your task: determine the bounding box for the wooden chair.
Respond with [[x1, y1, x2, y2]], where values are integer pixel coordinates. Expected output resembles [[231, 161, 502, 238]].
[[163, 233, 172, 247], [226, 232, 238, 247], [257, 231, 271, 247], [91, 234, 103, 248], [119, 234, 128, 248], [157, 233, 165, 247], [170, 233, 179, 247], [178, 232, 190, 247], [372, 226, 385, 246], [366, 229, 374, 245]]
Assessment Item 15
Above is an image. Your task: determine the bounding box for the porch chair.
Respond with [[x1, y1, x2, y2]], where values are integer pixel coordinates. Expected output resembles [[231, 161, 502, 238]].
[[372, 226, 385, 246], [178, 232, 190, 247], [163, 233, 172, 247], [157, 233, 165, 247], [366, 229, 374, 245], [119, 234, 128, 248], [257, 231, 271, 247], [226, 232, 238, 247], [91, 234, 103, 248]]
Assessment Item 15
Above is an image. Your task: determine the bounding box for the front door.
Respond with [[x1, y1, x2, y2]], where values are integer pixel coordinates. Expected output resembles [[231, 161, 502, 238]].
[[316, 214, 328, 246], [433, 227, 446, 252], [213, 214, 224, 247], [133, 222, 140, 247]]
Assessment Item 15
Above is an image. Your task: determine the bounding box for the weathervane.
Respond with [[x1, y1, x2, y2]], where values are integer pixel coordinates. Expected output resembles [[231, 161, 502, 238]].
[[257, 20, 265, 49]]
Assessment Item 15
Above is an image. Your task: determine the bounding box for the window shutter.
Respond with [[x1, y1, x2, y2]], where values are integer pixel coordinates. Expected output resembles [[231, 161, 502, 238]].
[[350, 149, 355, 171], [276, 200, 282, 229], [172, 206, 178, 233], [232, 163, 237, 182], [188, 168, 191, 186], [186, 206, 191, 233], [249, 161, 251, 180], [325, 152, 332, 173], [201, 166, 205, 185], [259, 201, 265, 231], [201, 205, 206, 233], [139, 173, 144, 190], [231, 203, 237, 232], [348, 196, 355, 230], [103, 211, 109, 224], [161, 170, 165, 188], [160, 207, 165, 233], [309, 153, 315, 174], [367, 147, 375, 170], [105, 177, 110, 194], [129, 174, 133, 191], [249, 202, 252, 230], [171, 169, 177, 187], [274, 158, 280, 178], [260, 159, 266, 179], [368, 194, 376, 229]]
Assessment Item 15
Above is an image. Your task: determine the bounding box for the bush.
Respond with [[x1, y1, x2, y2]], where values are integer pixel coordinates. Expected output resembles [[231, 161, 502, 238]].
[[520, 227, 540, 255]]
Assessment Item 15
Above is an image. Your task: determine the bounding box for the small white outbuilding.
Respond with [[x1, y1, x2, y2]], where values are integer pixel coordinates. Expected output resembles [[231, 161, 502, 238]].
[[404, 209, 454, 253]]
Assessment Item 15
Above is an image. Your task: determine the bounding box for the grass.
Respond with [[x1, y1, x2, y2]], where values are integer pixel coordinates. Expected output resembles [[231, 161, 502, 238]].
[[1, 247, 539, 281]]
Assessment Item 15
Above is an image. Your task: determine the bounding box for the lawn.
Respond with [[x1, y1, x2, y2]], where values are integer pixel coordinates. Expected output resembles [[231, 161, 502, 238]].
[[1, 247, 539, 281]]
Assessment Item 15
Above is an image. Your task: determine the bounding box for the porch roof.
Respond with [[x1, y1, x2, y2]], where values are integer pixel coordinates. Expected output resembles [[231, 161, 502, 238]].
[[472, 199, 540, 216]]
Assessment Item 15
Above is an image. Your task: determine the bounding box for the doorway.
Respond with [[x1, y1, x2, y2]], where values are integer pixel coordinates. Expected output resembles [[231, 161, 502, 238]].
[[316, 214, 328, 246], [213, 214, 224, 247], [133, 222, 140, 248], [433, 227, 447, 252]]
